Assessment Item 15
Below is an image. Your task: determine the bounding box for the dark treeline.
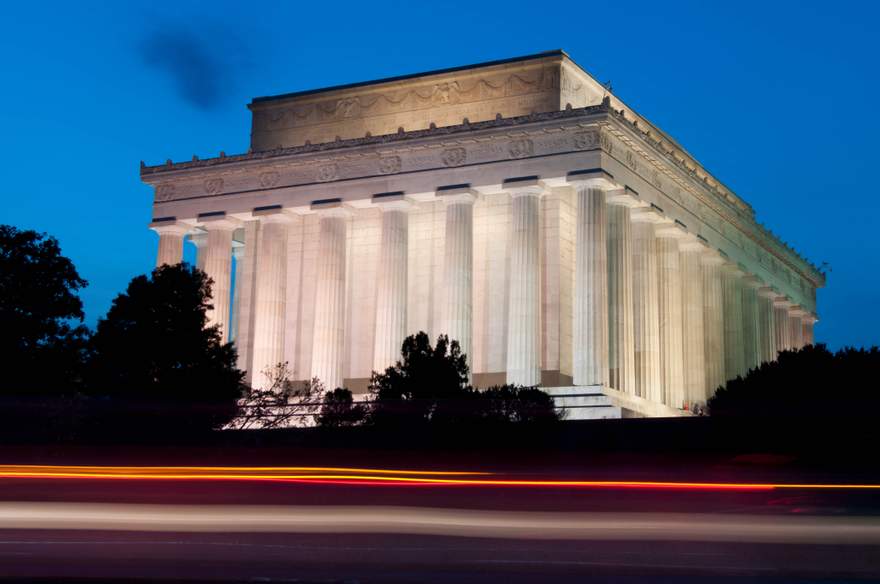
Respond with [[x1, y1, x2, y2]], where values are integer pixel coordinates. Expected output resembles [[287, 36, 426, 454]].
[[0, 225, 558, 443]]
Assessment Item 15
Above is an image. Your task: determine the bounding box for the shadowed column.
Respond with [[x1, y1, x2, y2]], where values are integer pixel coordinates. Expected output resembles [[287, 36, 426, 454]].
[[702, 250, 726, 399], [655, 223, 686, 409], [741, 276, 762, 374], [631, 207, 663, 403], [680, 236, 706, 411], [567, 171, 616, 388], [606, 188, 643, 395], [773, 297, 792, 356], [721, 264, 745, 381], [757, 287, 778, 364], [201, 215, 238, 342]]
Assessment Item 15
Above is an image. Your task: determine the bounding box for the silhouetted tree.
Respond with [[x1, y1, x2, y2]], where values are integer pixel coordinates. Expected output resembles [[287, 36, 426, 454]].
[[232, 363, 323, 429], [315, 388, 367, 428], [477, 385, 562, 424], [0, 225, 89, 395], [369, 332, 474, 426], [85, 263, 243, 435], [708, 344, 880, 418]]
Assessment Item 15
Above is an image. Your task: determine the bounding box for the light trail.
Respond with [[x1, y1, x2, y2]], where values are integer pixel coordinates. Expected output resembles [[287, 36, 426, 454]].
[[0, 465, 878, 491], [1, 503, 879, 543]]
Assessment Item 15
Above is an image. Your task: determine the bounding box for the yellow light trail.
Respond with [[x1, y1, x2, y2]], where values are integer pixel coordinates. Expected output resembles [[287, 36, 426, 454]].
[[0, 465, 878, 491]]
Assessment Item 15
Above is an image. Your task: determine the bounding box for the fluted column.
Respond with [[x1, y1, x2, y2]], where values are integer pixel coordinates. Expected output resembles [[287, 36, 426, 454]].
[[567, 173, 613, 387], [773, 297, 792, 355], [631, 208, 663, 402], [741, 277, 762, 374], [201, 217, 238, 342], [504, 179, 543, 386], [312, 204, 349, 391], [721, 265, 745, 381], [438, 187, 476, 366], [373, 194, 411, 373], [680, 237, 706, 410], [757, 287, 777, 364], [190, 232, 207, 270], [150, 220, 188, 267], [229, 243, 243, 343], [606, 189, 642, 395], [702, 251, 726, 397], [251, 212, 290, 388], [234, 220, 260, 379], [788, 306, 805, 350], [655, 224, 686, 409]]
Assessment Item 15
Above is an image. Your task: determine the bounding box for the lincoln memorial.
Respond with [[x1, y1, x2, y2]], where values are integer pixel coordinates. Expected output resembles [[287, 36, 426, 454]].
[[141, 51, 824, 418]]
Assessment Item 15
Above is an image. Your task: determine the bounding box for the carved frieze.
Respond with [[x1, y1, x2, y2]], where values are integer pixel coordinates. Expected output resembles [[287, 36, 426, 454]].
[[155, 183, 176, 202], [259, 171, 280, 188], [378, 156, 402, 175], [317, 164, 338, 182], [508, 138, 534, 159], [573, 130, 599, 150], [441, 147, 467, 167], [204, 178, 224, 195]]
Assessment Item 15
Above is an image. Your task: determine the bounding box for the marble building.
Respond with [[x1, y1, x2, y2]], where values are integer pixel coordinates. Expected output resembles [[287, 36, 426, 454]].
[[142, 51, 824, 418]]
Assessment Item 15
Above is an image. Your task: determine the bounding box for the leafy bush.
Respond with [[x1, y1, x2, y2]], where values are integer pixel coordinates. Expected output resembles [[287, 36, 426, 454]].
[[315, 388, 367, 428]]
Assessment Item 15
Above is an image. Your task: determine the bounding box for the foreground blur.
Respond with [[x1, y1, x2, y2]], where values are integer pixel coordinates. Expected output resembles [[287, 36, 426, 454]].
[[0, 464, 879, 582]]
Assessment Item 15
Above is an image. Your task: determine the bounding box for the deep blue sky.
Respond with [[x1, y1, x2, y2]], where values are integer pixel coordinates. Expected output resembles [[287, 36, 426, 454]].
[[1, 1, 877, 349]]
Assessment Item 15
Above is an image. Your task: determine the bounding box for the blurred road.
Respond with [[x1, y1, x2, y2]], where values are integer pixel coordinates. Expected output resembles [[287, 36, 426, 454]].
[[0, 466, 878, 582]]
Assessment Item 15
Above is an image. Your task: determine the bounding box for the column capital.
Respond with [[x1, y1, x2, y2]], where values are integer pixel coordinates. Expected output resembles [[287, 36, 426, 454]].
[[566, 168, 618, 190], [436, 183, 477, 204], [757, 286, 778, 299], [251, 204, 296, 223], [700, 247, 726, 266], [198, 211, 241, 231], [773, 296, 793, 309], [149, 218, 190, 236], [311, 198, 352, 218], [742, 274, 764, 289], [722, 261, 746, 277], [655, 219, 689, 239], [607, 186, 648, 208], [789, 305, 807, 318], [631, 204, 670, 224], [502, 175, 545, 197], [372, 191, 412, 211]]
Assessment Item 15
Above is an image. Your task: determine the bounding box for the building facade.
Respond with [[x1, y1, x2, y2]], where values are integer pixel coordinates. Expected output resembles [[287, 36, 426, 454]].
[[141, 51, 824, 418]]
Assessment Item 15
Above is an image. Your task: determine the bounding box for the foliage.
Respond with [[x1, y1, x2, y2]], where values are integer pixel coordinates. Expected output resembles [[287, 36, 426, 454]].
[[708, 344, 880, 418], [0, 225, 89, 395], [368, 332, 560, 427], [315, 387, 367, 428], [369, 332, 474, 426], [477, 384, 563, 424], [232, 363, 323, 429], [85, 263, 244, 433]]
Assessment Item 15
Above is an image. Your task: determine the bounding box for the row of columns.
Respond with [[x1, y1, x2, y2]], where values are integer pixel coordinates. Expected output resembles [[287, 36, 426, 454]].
[[151, 172, 816, 405]]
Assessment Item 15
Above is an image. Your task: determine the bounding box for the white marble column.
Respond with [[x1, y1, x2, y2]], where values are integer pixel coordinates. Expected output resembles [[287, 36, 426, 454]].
[[311, 204, 349, 391], [655, 224, 686, 409], [150, 220, 188, 267], [440, 188, 477, 367], [702, 251, 726, 397], [757, 287, 778, 364], [505, 180, 543, 386], [201, 217, 238, 342], [741, 277, 762, 374], [721, 264, 745, 381], [606, 189, 642, 395], [680, 238, 706, 410], [568, 174, 612, 387], [373, 194, 411, 373], [229, 243, 243, 343], [251, 212, 290, 388], [788, 307, 805, 350], [631, 208, 663, 403], [190, 232, 207, 270], [773, 298, 792, 355], [234, 220, 260, 380]]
